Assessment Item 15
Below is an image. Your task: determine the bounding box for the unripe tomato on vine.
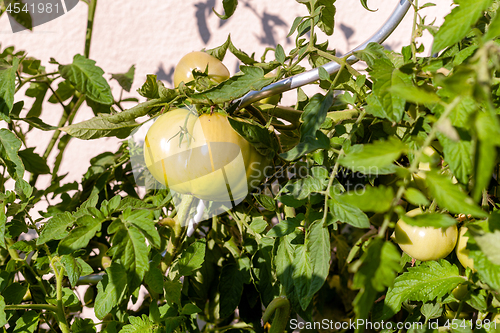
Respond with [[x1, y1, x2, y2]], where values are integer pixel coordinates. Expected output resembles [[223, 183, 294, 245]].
[[173, 51, 230, 88], [143, 108, 269, 202], [393, 208, 458, 261]]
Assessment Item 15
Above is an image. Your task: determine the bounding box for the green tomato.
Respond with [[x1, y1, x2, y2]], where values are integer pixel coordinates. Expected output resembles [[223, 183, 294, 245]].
[[143, 108, 270, 202], [394, 208, 458, 261], [456, 226, 475, 272], [173, 51, 230, 87]]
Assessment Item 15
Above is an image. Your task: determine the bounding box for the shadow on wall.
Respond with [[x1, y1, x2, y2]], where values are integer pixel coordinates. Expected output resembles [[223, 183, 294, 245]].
[[156, 64, 175, 86], [194, 0, 290, 47]]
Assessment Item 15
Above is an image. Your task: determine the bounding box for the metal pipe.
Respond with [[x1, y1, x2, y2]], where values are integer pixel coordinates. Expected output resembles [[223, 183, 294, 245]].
[[231, 0, 411, 110]]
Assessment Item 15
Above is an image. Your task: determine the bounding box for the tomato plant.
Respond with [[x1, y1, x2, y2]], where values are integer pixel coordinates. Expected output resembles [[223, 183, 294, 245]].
[[3, 0, 500, 332]]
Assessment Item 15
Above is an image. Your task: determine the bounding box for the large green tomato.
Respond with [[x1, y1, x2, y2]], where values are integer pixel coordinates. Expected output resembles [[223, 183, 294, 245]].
[[456, 226, 475, 272], [143, 108, 269, 202], [394, 208, 458, 261], [173, 51, 230, 87]]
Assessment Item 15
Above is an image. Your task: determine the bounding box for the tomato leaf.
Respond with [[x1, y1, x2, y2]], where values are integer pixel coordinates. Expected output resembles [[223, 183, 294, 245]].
[[111, 65, 135, 92], [228, 117, 278, 157], [292, 220, 330, 311], [189, 66, 273, 104], [122, 208, 160, 248], [432, 0, 494, 54], [267, 215, 302, 237], [352, 239, 401, 322], [425, 170, 487, 218], [0, 57, 19, 122], [337, 186, 394, 214], [172, 240, 206, 278], [212, 0, 238, 20], [404, 188, 430, 206], [0, 296, 6, 328], [107, 222, 149, 285], [94, 263, 128, 320], [484, 5, 500, 41], [37, 212, 75, 245], [339, 138, 406, 175], [400, 213, 458, 228], [61, 113, 138, 140], [58, 215, 104, 255], [219, 263, 244, 318], [328, 197, 370, 228], [437, 133, 472, 185], [0, 129, 24, 181], [316, 0, 336, 36], [18, 148, 50, 175], [205, 35, 231, 61], [468, 242, 500, 292], [380, 260, 465, 320], [280, 91, 334, 161], [120, 315, 158, 333], [59, 54, 113, 105]]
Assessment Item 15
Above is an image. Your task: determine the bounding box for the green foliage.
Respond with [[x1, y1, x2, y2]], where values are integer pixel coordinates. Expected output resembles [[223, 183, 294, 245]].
[[2, 0, 500, 332]]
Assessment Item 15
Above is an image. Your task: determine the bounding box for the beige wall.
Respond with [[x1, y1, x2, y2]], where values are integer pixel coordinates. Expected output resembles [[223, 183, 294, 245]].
[[1, 0, 452, 187]]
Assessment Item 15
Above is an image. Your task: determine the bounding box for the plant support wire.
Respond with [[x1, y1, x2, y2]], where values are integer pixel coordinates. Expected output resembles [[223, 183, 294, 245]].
[[77, 0, 411, 285], [231, 0, 412, 111]]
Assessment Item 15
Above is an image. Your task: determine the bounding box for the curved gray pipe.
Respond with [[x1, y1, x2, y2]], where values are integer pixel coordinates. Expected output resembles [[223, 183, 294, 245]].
[[231, 0, 411, 110]]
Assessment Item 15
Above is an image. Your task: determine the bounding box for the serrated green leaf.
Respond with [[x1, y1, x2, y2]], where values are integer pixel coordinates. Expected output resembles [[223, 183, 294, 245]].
[[432, 0, 494, 54], [404, 187, 430, 206], [0, 295, 6, 327], [339, 138, 406, 175], [37, 212, 75, 245], [213, 0, 238, 19], [13, 311, 39, 333], [61, 113, 138, 140], [328, 197, 370, 228], [437, 133, 472, 185], [338, 186, 394, 214], [352, 239, 401, 321], [228, 117, 277, 157], [267, 215, 302, 237], [425, 171, 487, 218], [0, 57, 19, 122], [13, 117, 58, 131], [390, 84, 440, 104], [316, 0, 335, 36], [58, 215, 103, 254], [190, 66, 272, 104], [401, 213, 458, 228], [485, 5, 500, 41], [280, 92, 334, 161], [122, 209, 160, 248], [0, 129, 24, 180], [120, 314, 158, 333], [108, 222, 149, 283], [219, 263, 244, 318], [61, 255, 80, 288], [175, 240, 206, 277], [381, 260, 465, 320], [59, 54, 113, 104], [164, 279, 182, 306], [205, 36, 231, 61], [48, 80, 75, 103], [94, 263, 128, 319], [18, 147, 50, 175], [293, 220, 330, 311], [111, 65, 135, 92]]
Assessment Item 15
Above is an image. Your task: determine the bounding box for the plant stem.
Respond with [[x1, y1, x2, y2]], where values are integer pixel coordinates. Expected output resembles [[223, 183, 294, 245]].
[[377, 97, 462, 238], [52, 261, 70, 333], [85, 0, 98, 58], [5, 304, 58, 311]]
